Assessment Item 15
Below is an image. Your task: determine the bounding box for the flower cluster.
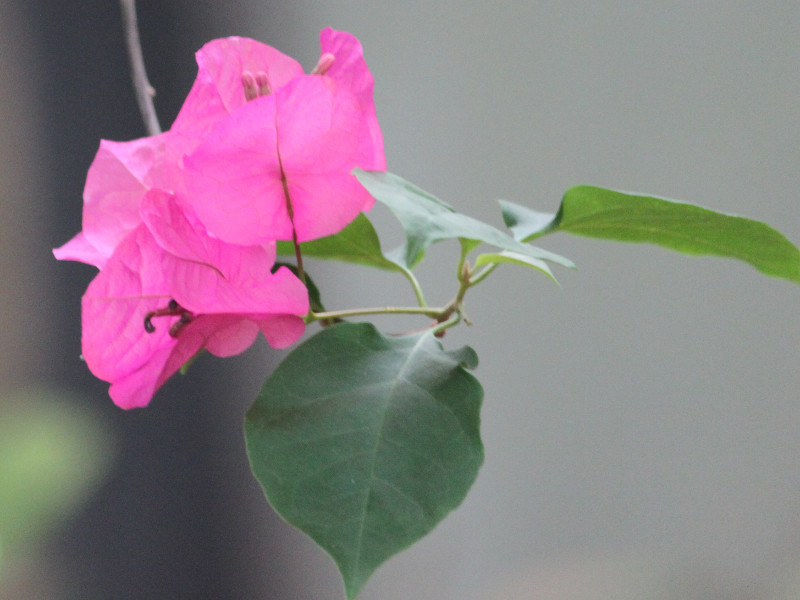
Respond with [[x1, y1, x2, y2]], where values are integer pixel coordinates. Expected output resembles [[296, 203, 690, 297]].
[[54, 28, 385, 409]]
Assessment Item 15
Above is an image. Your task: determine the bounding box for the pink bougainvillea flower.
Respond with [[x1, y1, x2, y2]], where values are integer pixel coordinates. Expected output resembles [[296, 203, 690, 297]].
[[54, 28, 381, 407], [180, 28, 385, 245], [82, 200, 309, 409]]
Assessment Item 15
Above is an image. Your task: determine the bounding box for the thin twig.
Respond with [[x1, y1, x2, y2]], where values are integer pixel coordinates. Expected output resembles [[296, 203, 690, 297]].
[[119, 0, 162, 136]]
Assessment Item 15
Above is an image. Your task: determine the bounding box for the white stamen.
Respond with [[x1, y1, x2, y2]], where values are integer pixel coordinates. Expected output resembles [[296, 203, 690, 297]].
[[311, 52, 335, 75], [241, 71, 258, 101]]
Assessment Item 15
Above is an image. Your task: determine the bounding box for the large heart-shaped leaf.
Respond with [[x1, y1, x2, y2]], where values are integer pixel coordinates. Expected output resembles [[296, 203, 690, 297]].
[[355, 170, 573, 274], [245, 322, 484, 599], [500, 186, 800, 283]]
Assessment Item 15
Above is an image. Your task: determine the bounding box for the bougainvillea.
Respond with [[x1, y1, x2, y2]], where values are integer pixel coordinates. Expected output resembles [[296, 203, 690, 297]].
[[55, 28, 384, 408]]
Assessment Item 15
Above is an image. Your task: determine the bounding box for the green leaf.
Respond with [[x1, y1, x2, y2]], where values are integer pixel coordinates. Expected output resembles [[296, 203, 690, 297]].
[[501, 186, 800, 283], [277, 213, 406, 273], [473, 251, 558, 282], [277, 213, 423, 302], [355, 170, 573, 273], [245, 322, 484, 599], [499, 201, 555, 241]]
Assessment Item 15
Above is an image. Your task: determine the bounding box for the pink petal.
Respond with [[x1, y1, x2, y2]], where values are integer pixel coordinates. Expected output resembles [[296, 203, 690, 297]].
[[107, 315, 240, 409], [198, 316, 260, 356], [81, 224, 304, 409], [53, 232, 106, 269], [81, 226, 173, 384], [138, 189, 253, 265], [81, 136, 171, 260], [184, 76, 376, 244], [108, 342, 188, 409], [167, 257, 310, 317], [256, 314, 306, 348], [284, 172, 375, 242], [276, 76, 376, 240], [182, 95, 290, 243], [275, 76, 365, 171], [105, 313, 303, 409], [140, 190, 308, 315], [319, 29, 375, 111], [320, 28, 385, 170]]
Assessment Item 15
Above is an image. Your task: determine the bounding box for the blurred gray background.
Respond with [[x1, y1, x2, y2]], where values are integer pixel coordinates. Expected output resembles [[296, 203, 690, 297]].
[[3, 1, 799, 599]]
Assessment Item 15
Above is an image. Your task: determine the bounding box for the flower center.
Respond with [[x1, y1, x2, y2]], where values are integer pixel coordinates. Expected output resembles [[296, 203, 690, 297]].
[[144, 299, 195, 338], [241, 70, 271, 101], [241, 52, 336, 102]]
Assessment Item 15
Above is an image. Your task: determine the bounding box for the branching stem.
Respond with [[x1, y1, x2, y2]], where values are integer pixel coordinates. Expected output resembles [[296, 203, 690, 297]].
[[308, 254, 474, 334]]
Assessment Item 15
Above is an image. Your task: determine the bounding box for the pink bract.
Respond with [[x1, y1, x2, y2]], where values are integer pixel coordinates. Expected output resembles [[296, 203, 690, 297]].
[[82, 220, 308, 409], [139, 190, 307, 315], [181, 28, 385, 244], [171, 36, 303, 146], [184, 75, 379, 243], [320, 28, 383, 158]]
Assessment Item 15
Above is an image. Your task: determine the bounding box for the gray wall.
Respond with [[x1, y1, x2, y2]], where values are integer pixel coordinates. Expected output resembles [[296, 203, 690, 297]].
[[235, 2, 800, 599], [6, 2, 798, 599]]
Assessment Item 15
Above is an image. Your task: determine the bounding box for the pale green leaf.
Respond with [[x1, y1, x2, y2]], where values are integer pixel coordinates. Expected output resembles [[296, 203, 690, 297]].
[[473, 251, 558, 282], [356, 170, 573, 272]]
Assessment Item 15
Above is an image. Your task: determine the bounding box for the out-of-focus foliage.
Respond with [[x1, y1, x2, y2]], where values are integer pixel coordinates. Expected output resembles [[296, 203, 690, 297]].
[[0, 388, 115, 581]]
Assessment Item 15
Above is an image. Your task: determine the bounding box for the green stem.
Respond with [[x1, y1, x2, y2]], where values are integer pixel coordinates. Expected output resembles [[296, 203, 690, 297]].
[[456, 242, 470, 281], [431, 311, 461, 336], [453, 261, 471, 307], [308, 249, 475, 328], [308, 305, 444, 323], [401, 267, 427, 306], [466, 262, 498, 287]]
